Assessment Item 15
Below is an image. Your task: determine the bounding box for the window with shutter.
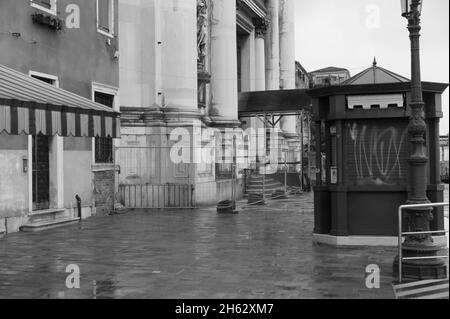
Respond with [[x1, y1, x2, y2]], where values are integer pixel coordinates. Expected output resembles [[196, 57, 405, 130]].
[[93, 88, 116, 164]]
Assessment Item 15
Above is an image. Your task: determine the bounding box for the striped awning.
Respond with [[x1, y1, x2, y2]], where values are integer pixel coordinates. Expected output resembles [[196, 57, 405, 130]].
[[0, 64, 120, 138]]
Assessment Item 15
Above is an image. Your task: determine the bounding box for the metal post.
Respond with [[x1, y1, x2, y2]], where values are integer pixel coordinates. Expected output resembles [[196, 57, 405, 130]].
[[263, 113, 267, 204], [284, 153, 287, 194], [75, 195, 82, 220], [398, 205, 404, 283], [232, 136, 237, 210], [300, 111, 304, 191], [307, 113, 312, 191]]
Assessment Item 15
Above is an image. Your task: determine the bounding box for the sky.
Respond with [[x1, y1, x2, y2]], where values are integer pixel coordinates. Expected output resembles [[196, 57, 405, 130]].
[[294, 0, 449, 135]]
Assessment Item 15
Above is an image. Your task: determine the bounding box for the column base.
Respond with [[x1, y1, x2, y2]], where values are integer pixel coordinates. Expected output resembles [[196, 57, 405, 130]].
[[207, 116, 241, 128]]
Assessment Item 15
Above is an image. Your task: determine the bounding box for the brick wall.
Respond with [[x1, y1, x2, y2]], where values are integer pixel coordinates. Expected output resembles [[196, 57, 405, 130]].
[[94, 170, 115, 215]]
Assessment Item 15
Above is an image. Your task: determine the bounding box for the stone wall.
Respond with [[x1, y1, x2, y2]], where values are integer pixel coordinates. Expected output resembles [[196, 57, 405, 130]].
[[94, 170, 115, 215]]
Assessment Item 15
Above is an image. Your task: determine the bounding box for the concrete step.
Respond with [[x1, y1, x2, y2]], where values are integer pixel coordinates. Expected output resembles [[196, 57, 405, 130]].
[[28, 209, 68, 224], [20, 217, 80, 232], [393, 279, 449, 299], [247, 188, 282, 194], [248, 182, 282, 188]]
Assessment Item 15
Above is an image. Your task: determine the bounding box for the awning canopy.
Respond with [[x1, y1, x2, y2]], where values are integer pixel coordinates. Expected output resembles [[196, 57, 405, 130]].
[[238, 89, 312, 117], [0, 64, 120, 138]]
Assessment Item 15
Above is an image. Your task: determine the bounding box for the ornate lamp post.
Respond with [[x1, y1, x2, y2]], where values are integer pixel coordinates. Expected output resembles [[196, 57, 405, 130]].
[[397, 0, 447, 280]]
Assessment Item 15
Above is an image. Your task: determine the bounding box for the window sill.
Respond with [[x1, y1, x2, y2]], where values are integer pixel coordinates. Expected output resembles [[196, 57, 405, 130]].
[[31, 3, 57, 16], [92, 163, 118, 172], [97, 28, 114, 39]]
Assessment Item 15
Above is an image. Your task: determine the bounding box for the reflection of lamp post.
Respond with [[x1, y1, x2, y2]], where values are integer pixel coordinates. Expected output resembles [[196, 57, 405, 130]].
[[396, 0, 447, 280]]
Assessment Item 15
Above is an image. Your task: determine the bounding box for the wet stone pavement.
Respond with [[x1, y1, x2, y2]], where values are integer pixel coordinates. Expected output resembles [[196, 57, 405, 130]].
[[0, 190, 439, 299]]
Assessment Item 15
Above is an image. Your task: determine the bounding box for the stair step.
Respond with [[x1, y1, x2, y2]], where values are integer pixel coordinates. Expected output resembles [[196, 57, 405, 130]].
[[247, 189, 282, 194], [248, 184, 282, 189], [393, 279, 449, 299], [28, 209, 69, 223], [20, 217, 80, 232], [28, 208, 66, 217]]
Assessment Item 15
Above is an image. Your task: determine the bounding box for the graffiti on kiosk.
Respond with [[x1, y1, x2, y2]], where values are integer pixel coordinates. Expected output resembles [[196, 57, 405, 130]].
[[348, 123, 407, 185]]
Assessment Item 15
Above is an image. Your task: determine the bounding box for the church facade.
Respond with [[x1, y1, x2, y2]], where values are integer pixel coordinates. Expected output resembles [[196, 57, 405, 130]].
[[117, 0, 299, 205]]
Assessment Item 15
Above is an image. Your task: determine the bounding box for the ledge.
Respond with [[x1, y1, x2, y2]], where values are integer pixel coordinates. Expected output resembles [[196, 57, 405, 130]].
[[92, 164, 119, 172], [28, 208, 65, 217], [20, 217, 80, 233], [313, 233, 448, 248]]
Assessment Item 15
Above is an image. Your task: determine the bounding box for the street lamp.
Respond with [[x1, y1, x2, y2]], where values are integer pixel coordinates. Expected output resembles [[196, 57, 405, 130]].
[[400, 0, 422, 17], [396, 0, 447, 281]]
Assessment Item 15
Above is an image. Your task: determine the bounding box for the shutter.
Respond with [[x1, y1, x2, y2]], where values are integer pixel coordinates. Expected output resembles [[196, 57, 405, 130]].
[[98, 0, 110, 32], [345, 119, 409, 186]]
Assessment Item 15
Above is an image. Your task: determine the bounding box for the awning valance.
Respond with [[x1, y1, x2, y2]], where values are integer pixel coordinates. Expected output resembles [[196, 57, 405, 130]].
[[0, 100, 119, 137], [0, 64, 120, 138]]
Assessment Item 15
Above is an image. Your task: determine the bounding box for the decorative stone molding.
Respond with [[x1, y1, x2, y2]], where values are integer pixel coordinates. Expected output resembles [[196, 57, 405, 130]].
[[252, 18, 269, 38], [197, 0, 209, 70], [236, 11, 254, 34], [236, 0, 268, 18]]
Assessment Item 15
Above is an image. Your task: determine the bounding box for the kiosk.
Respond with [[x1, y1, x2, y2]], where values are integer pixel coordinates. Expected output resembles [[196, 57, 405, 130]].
[[309, 62, 448, 246]]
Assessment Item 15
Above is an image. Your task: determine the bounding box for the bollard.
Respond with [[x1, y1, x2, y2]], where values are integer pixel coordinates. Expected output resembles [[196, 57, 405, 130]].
[[75, 195, 82, 220]]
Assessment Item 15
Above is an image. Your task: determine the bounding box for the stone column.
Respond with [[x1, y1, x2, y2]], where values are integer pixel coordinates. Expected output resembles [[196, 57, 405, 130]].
[[210, 0, 239, 122], [160, 0, 198, 112], [279, 0, 297, 137], [253, 18, 268, 91], [265, 0, 280, 90]]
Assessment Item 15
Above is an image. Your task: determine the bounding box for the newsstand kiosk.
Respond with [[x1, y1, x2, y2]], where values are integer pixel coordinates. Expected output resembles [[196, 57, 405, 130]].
[[309, 62, 448, 246]]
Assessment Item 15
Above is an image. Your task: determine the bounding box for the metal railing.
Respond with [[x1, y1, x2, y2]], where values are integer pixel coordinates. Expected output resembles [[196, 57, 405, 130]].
[[398, 202, 449, 283], [119, 184, 195, 209]]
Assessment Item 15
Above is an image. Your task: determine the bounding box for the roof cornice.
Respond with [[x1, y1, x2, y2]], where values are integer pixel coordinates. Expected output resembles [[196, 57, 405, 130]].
[[237, 0, 267, 18]]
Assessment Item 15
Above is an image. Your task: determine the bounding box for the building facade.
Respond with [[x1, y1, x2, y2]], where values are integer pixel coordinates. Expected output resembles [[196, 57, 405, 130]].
[[309, 66, 351, 88], [295, 61, 310, 89], [0, 0, 120, 234], [118, 0, 298, 205]]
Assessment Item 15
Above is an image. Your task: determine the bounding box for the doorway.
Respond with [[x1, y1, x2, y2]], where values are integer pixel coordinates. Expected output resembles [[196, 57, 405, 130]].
[[32, 135, 50, 211]]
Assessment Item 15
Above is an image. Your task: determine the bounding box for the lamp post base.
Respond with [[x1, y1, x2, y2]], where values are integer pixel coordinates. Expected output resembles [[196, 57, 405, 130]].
[[394, 238, 448, 282], [394, 257, 448, 282]]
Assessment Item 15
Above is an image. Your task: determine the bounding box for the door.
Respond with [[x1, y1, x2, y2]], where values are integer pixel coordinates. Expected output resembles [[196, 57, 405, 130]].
[[32, 135, 50, 211]]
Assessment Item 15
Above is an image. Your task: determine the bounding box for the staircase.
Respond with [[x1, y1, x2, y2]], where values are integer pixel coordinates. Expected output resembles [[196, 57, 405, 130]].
[[20, 209, 80, 232], [392, 279, 449, 299], [246, 174, 286, 204]]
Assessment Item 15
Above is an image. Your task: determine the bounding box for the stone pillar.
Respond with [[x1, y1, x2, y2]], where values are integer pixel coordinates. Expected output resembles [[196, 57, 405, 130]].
[[279, 0, 297, 137], [210, 0, 238, 122], [253, 18, 268, 91], [160, 0, 198, 112], [265, 0, 280, 91]]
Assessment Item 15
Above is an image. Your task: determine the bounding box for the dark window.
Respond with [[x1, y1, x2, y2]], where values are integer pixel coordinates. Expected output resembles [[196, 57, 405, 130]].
[[31, 74, 56, 85], [95, 137, 113, 163], [95, 91, 114, 108], [94, 90, 115, 163], [98, 0, 112, 33]]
